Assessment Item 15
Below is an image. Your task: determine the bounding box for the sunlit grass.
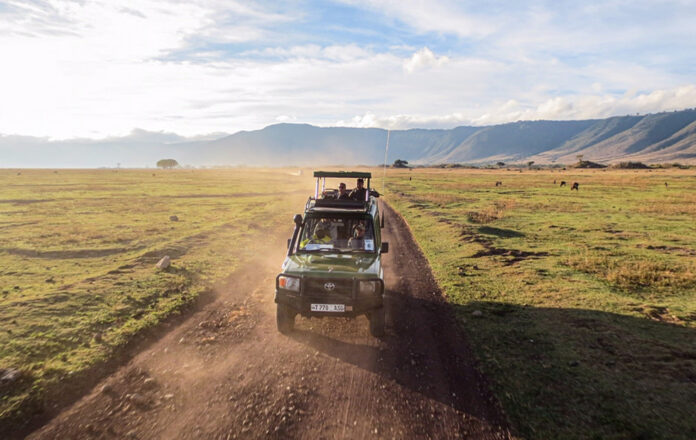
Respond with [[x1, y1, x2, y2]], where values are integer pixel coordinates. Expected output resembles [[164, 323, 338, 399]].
[[0, 168, 311, 430], [385, 167, 696, 439]]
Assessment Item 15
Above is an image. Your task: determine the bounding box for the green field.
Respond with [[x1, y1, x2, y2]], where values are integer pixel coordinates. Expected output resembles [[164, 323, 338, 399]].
[[0, 168, 309, 429], [385, 168, 696, 439], [2, 167, 695, 438]]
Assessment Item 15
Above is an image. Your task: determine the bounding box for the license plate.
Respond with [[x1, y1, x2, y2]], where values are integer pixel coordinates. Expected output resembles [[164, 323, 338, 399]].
[[311, 303, 345, 312]]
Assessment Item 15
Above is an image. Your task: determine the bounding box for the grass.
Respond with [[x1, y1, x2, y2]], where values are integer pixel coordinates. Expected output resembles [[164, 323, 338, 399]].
[[0, 168, 310, 432], [385, 167, 696, 440]]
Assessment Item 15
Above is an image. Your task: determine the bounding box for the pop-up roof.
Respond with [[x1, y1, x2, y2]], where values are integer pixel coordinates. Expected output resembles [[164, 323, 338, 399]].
[[313, 171, 372, 179]]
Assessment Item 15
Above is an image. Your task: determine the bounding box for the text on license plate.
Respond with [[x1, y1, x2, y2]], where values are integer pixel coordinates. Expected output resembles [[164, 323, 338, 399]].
[[311, 303, 345, 312]]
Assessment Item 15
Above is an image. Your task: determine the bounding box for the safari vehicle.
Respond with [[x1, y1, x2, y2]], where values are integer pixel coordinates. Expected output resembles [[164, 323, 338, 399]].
[[275, 171, 389, 337]]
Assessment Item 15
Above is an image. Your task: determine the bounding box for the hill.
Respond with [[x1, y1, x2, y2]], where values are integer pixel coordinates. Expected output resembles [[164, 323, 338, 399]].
[[2, 110, 696, 167]]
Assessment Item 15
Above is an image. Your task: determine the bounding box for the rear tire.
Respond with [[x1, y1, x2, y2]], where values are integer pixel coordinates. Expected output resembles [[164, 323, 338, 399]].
[[369, 307, 385, 337], [277, 303, 295, 334]]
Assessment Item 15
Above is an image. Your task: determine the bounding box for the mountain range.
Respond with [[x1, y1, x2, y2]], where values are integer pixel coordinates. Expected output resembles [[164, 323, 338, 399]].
[[3, 109, 696, 167]]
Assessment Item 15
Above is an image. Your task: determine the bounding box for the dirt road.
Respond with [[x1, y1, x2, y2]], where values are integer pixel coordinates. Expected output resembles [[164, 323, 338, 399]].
[[26, 202, 510, 439]]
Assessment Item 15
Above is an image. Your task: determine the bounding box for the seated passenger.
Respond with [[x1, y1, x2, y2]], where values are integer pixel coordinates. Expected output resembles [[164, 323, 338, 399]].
[[348, 223, 366, 249], [300, 224, 332, 248], [337, 182, 351, 200], [350, 178, 380, 201]]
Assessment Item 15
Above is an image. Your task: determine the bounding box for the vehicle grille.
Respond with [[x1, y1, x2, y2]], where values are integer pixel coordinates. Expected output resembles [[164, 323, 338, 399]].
[[303, 278, 354, 296]]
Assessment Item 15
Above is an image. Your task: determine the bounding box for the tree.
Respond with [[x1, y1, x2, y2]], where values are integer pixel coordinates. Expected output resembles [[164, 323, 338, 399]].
[[527, 161, 535, 168], [156, 159, 179, 169], [496, 161, 505, 167], [392, 159, 409, 168]]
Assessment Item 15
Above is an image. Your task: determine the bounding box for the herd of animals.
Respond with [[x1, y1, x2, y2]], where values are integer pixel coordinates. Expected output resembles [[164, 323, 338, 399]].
[[494, 179, 581, 190]]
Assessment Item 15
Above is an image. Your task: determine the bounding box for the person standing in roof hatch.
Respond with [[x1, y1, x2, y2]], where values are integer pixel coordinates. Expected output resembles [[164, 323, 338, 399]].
[[350, 178, 380, 201]]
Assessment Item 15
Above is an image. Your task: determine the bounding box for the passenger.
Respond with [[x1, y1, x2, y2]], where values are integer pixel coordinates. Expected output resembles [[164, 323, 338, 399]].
[[300, 223, 332, 248], [319, 217, 338, 240], [337, 182, 351, 200], [350, 178, 380, 201], [348, 223, 366, 249]]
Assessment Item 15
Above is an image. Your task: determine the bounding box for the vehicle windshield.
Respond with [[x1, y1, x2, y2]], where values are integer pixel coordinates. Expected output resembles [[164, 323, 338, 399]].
[[297, 215, 375, 253]]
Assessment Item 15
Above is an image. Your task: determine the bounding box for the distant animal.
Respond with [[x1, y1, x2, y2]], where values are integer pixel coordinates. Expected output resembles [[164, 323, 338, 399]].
[[152, 173, 156, 177], [553, 179, 556, 184], [571, 182, 579, 191], [409, 177, 412, 181], [560, 181, 567, 187], [495, 181, 502, 187], [664, 182, 668, 187]]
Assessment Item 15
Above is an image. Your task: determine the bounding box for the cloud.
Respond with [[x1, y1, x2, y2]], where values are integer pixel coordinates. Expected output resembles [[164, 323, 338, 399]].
[[0, 1, 695, 139], [403, 47, 449, 73]]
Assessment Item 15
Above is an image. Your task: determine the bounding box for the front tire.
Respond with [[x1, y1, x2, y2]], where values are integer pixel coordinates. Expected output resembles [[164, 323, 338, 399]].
[[369, 307, 385, 337], [277, 303, 295, 334]]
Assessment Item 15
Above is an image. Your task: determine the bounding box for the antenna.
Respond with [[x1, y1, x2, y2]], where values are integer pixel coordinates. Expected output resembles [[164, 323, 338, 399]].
[[382, 129, 390, 195]]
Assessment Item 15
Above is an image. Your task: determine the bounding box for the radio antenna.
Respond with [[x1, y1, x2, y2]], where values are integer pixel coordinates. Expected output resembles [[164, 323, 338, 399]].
[[382, 128, 390, 195]]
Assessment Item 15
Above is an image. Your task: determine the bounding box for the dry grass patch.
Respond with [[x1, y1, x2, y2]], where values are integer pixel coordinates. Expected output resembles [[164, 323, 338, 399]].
[[563, 251, 696, 290]]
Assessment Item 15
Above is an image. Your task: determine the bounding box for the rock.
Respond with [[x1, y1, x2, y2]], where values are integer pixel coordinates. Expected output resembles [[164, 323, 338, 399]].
[[100, 384, 113, 395], [163, 393, 174, 400], [568, 360, 580, 367], [129, 393, 148, 407], [142, 377, 157, 389], [0, 368, 21, 386], [156, 256, 171, 269], [472, 310, 483, 317], [169, 215, 179, 222]]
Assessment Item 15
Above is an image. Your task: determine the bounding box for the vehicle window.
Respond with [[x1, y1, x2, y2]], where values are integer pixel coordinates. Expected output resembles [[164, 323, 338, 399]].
[[298, 216, 375, 252]]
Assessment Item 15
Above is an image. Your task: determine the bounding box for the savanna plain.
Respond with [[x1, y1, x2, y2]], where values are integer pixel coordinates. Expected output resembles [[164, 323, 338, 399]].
[[1, 167, 695, 439]]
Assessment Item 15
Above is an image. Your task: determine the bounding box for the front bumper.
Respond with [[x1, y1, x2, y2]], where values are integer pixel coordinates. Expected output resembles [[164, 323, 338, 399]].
[[275, 275, 384, 317]]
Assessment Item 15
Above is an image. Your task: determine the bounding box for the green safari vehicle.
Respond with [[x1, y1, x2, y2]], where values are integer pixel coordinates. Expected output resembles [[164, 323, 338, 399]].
[[275, 171, 389, 337]]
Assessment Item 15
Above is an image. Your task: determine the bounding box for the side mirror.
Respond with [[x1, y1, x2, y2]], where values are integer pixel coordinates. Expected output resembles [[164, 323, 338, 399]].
[[287, 238, 291, 249], [381, 242, 389, 254], [293, 214, 303, 227]]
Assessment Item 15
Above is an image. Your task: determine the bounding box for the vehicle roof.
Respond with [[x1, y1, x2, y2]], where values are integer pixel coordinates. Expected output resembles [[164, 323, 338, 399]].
[[313, 171, 372, 178], [304, 197, 378, 216]]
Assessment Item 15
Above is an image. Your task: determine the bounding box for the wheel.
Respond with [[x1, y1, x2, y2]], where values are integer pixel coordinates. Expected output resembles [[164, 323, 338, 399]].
[[369, 307, 385, 337], [276, 303, 295, 334]]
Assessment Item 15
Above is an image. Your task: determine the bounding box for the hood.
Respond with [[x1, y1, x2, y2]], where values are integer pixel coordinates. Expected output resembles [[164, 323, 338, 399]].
[[282, 252, 381, 277]]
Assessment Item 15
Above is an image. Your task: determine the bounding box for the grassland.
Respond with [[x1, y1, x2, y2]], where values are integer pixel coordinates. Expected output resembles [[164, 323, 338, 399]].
[[385, 168, 696, 439], [0, 168, 309, 430]]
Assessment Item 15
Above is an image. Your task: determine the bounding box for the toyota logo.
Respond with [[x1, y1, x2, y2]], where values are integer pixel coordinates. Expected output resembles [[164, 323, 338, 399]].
[[324, 282, 336, 291]]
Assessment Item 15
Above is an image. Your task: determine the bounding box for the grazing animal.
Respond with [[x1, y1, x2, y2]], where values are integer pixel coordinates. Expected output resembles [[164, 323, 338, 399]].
[[495, 181, 502, 187], [553, 179, 556, 184], [664, 182, 668, 187], [560, 181, 567, 187], [571, 182, 579, 191]]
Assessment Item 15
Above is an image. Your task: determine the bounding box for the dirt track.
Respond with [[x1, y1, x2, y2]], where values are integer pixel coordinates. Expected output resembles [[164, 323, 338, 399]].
[[26, 202, 510, 439]]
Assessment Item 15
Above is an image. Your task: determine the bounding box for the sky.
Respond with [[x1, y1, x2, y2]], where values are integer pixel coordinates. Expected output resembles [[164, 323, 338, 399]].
[[1, 0, 695, 139]]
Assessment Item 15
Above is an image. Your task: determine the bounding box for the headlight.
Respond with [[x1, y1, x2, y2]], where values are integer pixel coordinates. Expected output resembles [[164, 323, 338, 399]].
[[278, 275, 300, 292], [359, 280, 380, 295]]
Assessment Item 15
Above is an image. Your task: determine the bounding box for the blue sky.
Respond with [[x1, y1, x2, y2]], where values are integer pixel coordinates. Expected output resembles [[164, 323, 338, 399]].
[[0, 0, 695, 138]]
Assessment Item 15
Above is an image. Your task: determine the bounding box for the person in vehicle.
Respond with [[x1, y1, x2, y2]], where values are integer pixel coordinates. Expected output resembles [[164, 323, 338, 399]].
[[348, 223, 366, 249], [350, 178, 380, 201], [319, 217, 338, 240], [300, 223, 332, 248], [337, 182, 351, 200]]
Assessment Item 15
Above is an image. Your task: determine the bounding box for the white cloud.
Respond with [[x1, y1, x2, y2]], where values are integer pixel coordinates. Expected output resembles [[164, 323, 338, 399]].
[[403, 47, 449, 73], [0, 1, 695, 140]]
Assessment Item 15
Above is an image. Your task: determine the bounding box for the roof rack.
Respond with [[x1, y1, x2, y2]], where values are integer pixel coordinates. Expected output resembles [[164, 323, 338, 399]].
[[312, 170, 372, 202], [313, 171, 371, 178]]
